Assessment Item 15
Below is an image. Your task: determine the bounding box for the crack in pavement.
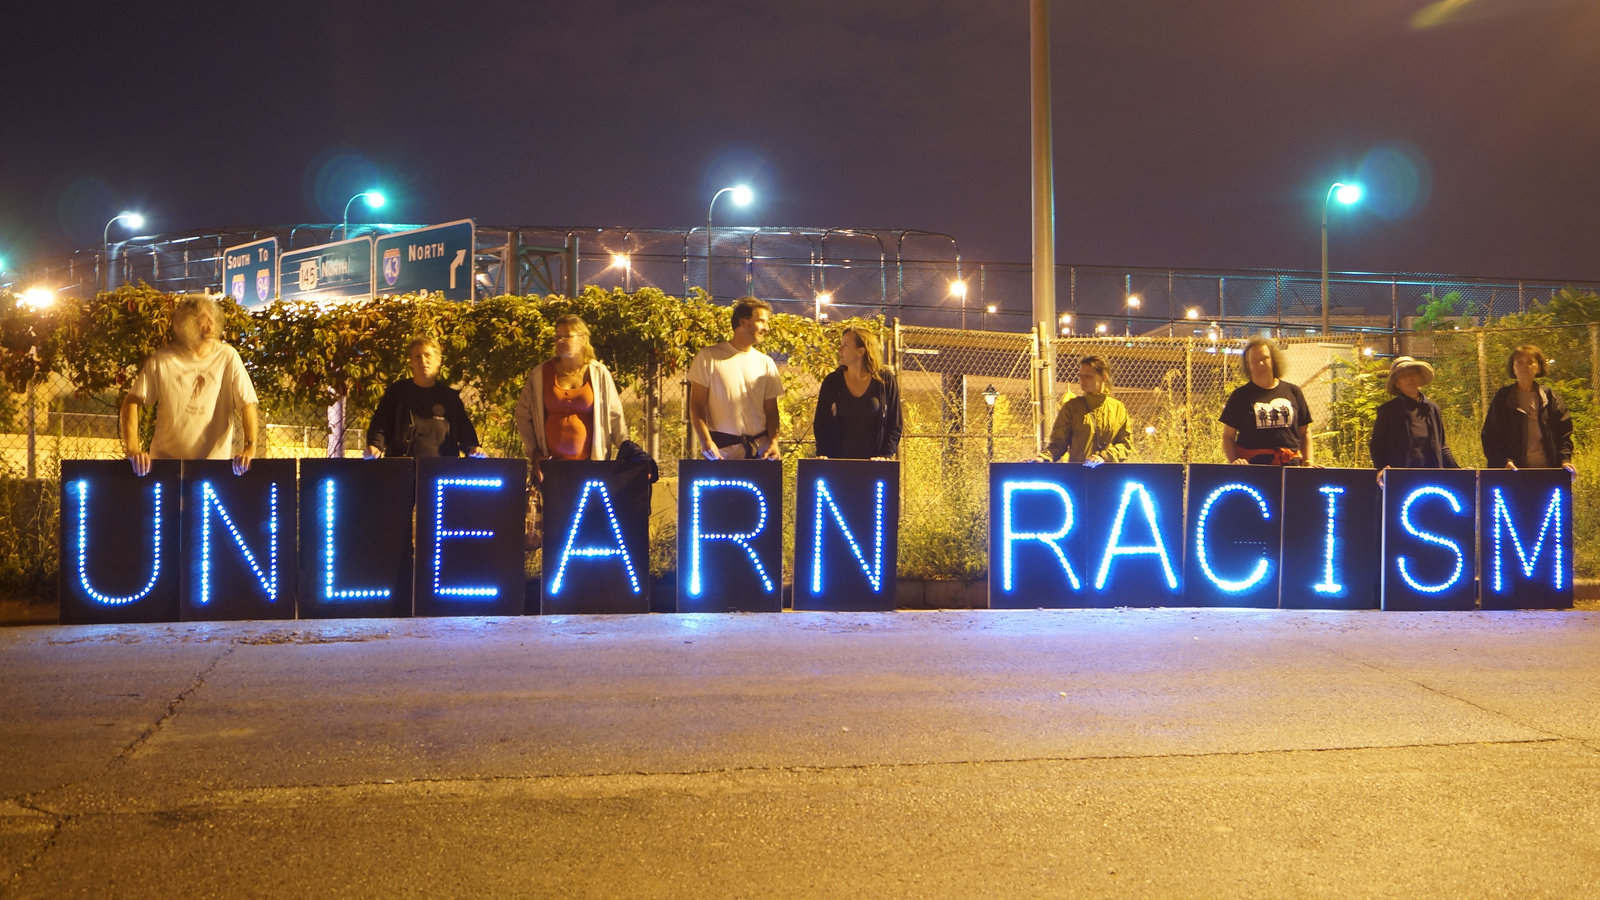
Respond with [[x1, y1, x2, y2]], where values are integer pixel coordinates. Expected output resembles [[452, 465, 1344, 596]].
[[105, 642, 239, 771]]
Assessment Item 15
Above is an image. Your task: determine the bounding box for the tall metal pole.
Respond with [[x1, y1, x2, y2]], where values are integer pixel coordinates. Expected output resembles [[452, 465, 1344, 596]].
[[1320, 189, 1331, 335], [707, 187, 737, 300], [1030, 0, 1058, 446]]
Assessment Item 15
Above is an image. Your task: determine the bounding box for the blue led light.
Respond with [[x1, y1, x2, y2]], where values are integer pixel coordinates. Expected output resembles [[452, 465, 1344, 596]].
[[431, 476, 503, 599], [322, 480, 391, 601], [810, 478, 887, 594], [1396, 485, 1466, 594], [1489, 487, 1564, 593], [197, 481, 278, 605], [1193, 482, 1272, 594], [549, 479, 642, 595], [999, 480, 1081, 592], [1093, 481, 1179, 591], [688, 478, 774, 597], [74, 479, 163, 606], [1313, 485, 1345, 595]]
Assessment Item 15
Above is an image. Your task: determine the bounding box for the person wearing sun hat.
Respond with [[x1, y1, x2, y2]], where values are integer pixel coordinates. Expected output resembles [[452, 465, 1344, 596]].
[[1370, 355, 1458, 473]]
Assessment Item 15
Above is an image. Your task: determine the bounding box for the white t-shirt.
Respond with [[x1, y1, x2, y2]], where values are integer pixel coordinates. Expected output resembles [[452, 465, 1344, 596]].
[[687, 341, 783, 437], [127, 343, 259, 460]]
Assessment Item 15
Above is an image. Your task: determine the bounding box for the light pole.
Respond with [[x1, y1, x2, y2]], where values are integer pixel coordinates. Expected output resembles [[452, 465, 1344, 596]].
[[341, 191, 385, 240], [706, 185, 752, 300], [949, 278, 968, 328], [982, 384, 999, 461], [1125, 294, 1141, 337], [1321, 181, 1363, 334], [102, 211, 145, 292], [814, 291, 832, 321]]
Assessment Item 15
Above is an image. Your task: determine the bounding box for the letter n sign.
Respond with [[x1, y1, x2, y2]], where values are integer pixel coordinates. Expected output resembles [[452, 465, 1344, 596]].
[[414, 457, 527, 617], [677, 460, 783, 613], [794, 459, 898, 611], [1479, 468, 1572, 610], [59, 460, 181, 624], [987, 462, 1089, 608], [1381, 468, 1477, 611], [180, 459, 297, 621], [540, 460, 651, 615]]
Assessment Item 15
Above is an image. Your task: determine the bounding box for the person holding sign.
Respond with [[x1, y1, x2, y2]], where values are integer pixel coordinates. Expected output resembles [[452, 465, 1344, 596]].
[[364, 337, 483, 459], [1481, 344, 1576, 476], [689, 297, 785, 460], [513, 314, 632, 484], [1370, 356, 1458, 476], [120, 294, 259, 476], [1221, 337, 1314, 466], [1037, 355, 1131, 466], [813, 327, 902, 459]]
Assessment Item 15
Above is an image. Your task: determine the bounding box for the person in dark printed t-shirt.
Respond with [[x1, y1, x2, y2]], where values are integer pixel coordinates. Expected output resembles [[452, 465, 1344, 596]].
[[1220, 337, 1314, 466]]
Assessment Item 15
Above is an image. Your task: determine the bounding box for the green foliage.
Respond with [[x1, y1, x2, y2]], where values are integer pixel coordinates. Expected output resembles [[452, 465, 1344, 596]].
[[1325, 354, 1391, 467], [1414, 290, 1466, 332]]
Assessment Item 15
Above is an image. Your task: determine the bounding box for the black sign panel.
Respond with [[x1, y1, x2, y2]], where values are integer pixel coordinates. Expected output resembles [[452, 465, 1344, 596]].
[[676, 460, 783, 613], [540, 460, 652, 615], [1182, 464, 1283, 608], [1381, 468, 1478, 611], [414, 457, 528, 617], [180, 459, 297, 621], [59, 460, 181, 624], [298, 458, 415, 618], [794, 459, 899, 611], [1280, 466, 1381, 610], [987, 462, 1090, 608], [1082, 464, 1186, 606], [1479, 468, 1573, 610]]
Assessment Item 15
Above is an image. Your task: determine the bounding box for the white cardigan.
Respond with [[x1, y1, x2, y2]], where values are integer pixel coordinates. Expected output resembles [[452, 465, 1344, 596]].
[[514, 359, 628, 461]]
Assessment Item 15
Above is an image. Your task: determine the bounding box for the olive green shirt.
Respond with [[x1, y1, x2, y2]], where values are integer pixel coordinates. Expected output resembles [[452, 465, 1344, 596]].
[[1045, 393, 1132, 463]]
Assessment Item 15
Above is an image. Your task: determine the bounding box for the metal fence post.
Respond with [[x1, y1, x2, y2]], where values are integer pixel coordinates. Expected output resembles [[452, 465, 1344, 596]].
[[1590, 321, 1600, 415], [1476, 330, 1490, 426]]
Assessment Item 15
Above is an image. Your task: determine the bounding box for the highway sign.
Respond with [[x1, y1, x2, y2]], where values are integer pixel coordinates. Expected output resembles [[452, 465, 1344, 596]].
[[222, 237, 278, 307], [279, 237, 374, 303], [374, 219, 475, 301]]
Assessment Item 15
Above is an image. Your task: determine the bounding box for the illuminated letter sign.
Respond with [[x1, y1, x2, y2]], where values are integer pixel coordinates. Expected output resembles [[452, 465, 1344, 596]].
[[1086, 464, 1184, 603], [794, 460, 899, 611], [1381, 468, 1477, 610], [988, 462, 1088, 608], [414, 458, 527, 617], [677, 460, 783, 613], [540, 460, 651, 615], [59, 460, 180, 624], [1279, 467, 1380, 609], [181, 459, 297, 621], [1479, 468, 1572, 609], [1183, 464, 1281, 608], [297, 458, 415, 619]]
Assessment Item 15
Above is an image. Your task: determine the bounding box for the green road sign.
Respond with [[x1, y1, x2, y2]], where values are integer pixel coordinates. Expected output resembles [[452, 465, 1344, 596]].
[[375, 219, 475, 301], [222, 237, 278, 308], [279, 237, 374, 303]]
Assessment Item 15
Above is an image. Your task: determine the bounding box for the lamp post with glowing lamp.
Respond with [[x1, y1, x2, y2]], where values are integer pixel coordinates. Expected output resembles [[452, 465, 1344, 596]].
[[814, 291, 832, 322], [706, 185, 753, 300], [341, 191, 385, 240], [949, 278, 969, 328], [1125, 294, 1141, 336], [982, 384, 999, 461], [102, 211, 145, 292], [1321, 181, 1363, 334]]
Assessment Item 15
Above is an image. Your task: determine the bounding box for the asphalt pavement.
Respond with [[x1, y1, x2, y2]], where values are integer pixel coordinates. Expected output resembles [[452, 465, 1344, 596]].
[[3, 608, 1599, 897]]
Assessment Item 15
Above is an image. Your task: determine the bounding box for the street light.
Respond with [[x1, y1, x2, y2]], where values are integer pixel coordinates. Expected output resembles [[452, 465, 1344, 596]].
[[102, 211, 145, 292], [1125, 294, 1141, 336], [1059, 312, 1073, 336], [1095, 322, 1108, 335], [707, 184, 753, 300], [949, 278, 969, 328], [814, 291, 832, 321], [982, 384, 999, 461], [984, 303, 997, 330], [341, 191, 386, 240], [1186, 307, 1200, 320], [1321, 181, 1363, 334]]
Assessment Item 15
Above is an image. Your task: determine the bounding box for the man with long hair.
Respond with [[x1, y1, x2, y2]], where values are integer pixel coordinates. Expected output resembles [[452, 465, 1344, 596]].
[[120, 294, 259, 476]]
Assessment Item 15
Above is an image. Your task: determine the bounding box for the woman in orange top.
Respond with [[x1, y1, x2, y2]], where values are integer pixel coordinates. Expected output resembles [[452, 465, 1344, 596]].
[[514, 315, 628, 484]]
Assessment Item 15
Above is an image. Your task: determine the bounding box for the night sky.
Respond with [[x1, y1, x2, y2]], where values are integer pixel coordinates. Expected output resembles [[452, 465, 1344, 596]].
[[4, 0, 1599, 282]]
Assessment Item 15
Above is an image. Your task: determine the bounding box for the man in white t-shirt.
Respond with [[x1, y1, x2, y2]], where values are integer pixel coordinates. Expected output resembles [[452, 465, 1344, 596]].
[[120, 294, 260, 476], [688, 297, 784, 460]]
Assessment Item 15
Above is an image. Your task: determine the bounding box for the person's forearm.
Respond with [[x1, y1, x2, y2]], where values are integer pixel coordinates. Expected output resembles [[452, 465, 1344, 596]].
[[120, 399, 142, 454], [240, 404, 260, 452]]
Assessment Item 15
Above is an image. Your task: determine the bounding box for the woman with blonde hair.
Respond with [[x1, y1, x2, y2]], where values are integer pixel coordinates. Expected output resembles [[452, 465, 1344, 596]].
[[514, 314, 629, 483], [813, 326, 902, 459]]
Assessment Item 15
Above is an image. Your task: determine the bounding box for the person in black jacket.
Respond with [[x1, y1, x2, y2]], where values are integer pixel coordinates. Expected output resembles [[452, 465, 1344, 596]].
[[1480, 343, 1576, 476], [1371, 356, 1458, 476], [813, 327, 902, 459], [364, 336, 484, 459]]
